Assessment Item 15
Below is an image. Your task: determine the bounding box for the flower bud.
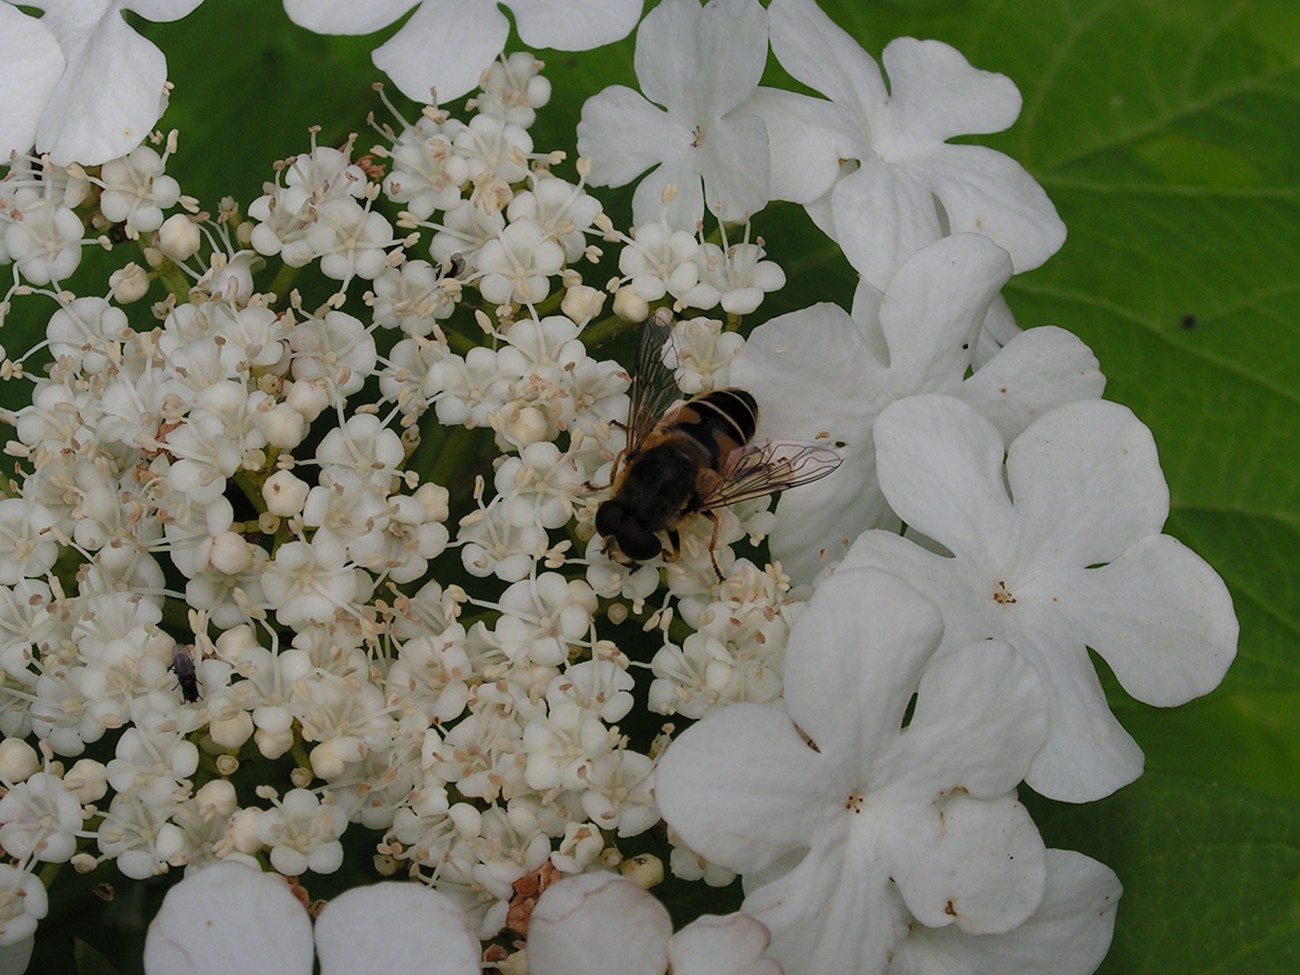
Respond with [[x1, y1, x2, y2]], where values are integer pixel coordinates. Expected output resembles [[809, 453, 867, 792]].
[[263, 470, 309, 517], [0, 739, 39, 782], [158, 213, 201, 261], [255, 727, 295, 760], [228, 808, 264, 854], [209, 708, 255, 749], [109, 262, 150, 303], [619, 853, 664, 889], [562, 283, 606, 324], [505, 405, 548, 447], [208, 531, 254, 575], [284, 379, 330, 421], [613, 286, 649, 323], [215, 624, 259, 662], [259, 403, 307, 449]]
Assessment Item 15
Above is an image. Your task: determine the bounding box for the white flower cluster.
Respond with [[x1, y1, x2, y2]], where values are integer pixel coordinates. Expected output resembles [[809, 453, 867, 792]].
[[0, 2, 1239, 974], [0, 22, 800, 966]]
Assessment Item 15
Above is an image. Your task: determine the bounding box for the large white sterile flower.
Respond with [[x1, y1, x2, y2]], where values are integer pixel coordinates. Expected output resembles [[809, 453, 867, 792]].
[[314, 883, 481, 975], [144, 863, 480, 975], [144, 862, 314, 975], [842, 395, 1238, 802], [577, 0, 770, 228], [891, 849, 1122, 975], [526, 871, 782, 975], [745, 0, 1064, 288], [284, 0, 643, 103], [0, 0, 204, 166], [655, 569, 1050, 975], [729, 234, 1104, 584]]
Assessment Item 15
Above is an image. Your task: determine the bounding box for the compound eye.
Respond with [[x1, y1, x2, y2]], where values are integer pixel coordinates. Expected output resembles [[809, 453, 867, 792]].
[[595, 501, 624, 539], [617, 523, 662, 563], [596, 502, 661, 563]]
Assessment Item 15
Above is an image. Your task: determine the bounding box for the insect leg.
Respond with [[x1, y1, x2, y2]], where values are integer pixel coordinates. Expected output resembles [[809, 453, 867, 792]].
[[664, 527, 682, 561], [704, 512, 724, 581]]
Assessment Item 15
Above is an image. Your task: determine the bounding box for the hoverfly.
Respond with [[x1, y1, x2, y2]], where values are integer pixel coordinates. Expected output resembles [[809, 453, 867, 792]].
[[595, 315, 842, 578]]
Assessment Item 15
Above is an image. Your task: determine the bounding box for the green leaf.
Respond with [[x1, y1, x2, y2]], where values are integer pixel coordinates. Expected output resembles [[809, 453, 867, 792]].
[[73, 937, 124, 975], [1026, 774, 1300, 973]]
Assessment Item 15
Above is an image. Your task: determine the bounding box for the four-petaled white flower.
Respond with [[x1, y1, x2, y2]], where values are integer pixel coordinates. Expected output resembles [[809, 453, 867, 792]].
[[283, 0, 644, 103], [655, 568, 1051, 975], [577, 0, 770, 228], [730, 233, 1104, 584], [746, 0, 1065, 288], [842, 394, 1238, 802], [0, 0, 204, 165]]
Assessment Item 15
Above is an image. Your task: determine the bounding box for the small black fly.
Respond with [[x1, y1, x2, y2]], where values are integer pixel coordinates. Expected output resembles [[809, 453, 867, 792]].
[[172, 647, 200, 703]]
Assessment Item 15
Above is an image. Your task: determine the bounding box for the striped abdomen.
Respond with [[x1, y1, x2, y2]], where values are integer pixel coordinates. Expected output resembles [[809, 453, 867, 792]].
[[666, 389, 758, 469]]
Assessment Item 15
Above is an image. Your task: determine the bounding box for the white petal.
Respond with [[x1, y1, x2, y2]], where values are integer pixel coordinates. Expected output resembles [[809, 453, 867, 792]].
[[1068, 534, 1238, 706], [283, 0, 415, 33], [669, 913, 781, 975], [698, 111, 769, 220], [887, 794, 1046, 934], [956, 326, 1105, 443], [36, 5, 170, 165], [767, 445, 892, 586], [1022, 636, 1145, 802], [841, 530, 970, 617], [744, 840, 907, 975], [506, 0, 643, 50], [1005, 400, 1168, 567], [142, 862, 313, 975], [972, 293, 1023, 369], [0, 6, 64, 157], [877, 234, 1013, 391], [123, 0, 204, 19], [690, 0, 768, 118], [923, 144, 1066, 274], [891, 849, 1122, 975], [655, 702, 845, 874], [872, 395, 1018, 564], [315, 883, 480, 975], [633, 0, 704, 115], [633, 154, 706, 230], [832, 159, 944, 290], [896, 640, 1047, 800], [743, 87, 853, 204], [372, 0, 509, 102], [768, 0, 886, 117], [731, 301, 886, 442], [783, 568, 944, 766], [527, 873, 671, 975], [881, 38, 1022, 142], [0, 937, 34, 975], [578, 86, 692, 188]]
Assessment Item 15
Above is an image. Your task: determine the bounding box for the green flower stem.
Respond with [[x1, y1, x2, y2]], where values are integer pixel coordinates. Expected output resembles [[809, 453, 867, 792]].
[[267, 263, 301, 304], [152, 259, 193, 303], [579, 312, 640, 349]]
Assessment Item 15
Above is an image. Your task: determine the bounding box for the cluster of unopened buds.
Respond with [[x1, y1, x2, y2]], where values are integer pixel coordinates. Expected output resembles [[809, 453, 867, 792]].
[[0, 1, 1237, 973]]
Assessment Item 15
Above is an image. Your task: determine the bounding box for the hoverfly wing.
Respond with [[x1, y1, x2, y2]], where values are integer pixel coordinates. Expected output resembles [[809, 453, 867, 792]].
[[699, 440, 844, 511], [624, 313, 685, 453]]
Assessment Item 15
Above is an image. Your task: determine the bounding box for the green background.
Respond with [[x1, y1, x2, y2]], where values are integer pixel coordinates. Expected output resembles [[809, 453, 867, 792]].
[[8, 0, 1298, 971]]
